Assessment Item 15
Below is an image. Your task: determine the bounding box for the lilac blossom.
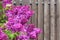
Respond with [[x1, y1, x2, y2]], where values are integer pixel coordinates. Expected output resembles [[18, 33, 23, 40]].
[[5, 21, 24, 32], [16, 35, 30, 40], [3, 0, 12, 8], [0, 28, 8, 40], [5, 5, 34, 25], [26, 24, 42, 39], [4, 5, 42, 40]]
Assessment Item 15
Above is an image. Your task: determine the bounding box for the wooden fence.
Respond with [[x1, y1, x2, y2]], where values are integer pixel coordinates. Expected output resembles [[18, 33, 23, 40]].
[[0, 0, 60, 40], [12, 0, 60, 40]]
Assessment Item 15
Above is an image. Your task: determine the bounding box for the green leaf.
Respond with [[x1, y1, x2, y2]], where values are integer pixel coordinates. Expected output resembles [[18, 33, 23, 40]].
[[0, 14, 7, 26], [0, 9, 3, 12], [0, 3, 2, 9], [4, 30, 12, 35], [9, 34, 15, 40], [4, 30, 19, 40]]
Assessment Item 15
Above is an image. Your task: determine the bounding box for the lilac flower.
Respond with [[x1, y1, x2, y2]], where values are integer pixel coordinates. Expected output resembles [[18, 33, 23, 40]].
[[0, 27, 3, 31], [26, 24, 42, 39], [26, 11, 34, 19], [4, 5, 42, 40], [33, 28, 42, 34], [3, 0, 12, 2], [5, 22, 23, 32], [27, 24, 36, 32], [6, 10, 13, 17], [16, 35, 30, 40], [3, 0, 12, 8], [0, 28, 8, 40], [11, 23, 23, 32], [19, 15, 28, 24], [29, 31, 37, 39], [5, 5, 34, 24]]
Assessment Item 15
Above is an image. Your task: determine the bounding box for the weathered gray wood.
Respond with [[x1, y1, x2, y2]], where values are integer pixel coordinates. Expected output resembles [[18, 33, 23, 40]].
[[14, 0, 20, 5], [19, 0, 23, 5], [57, 0, 60, 40], [44, 0, 49, 40], [34, 0, 38, 27], [31, 0, 38, 27], [22, 0, 29, 5], [38, 0, 44, 40], [50, 0, 56, 40], [31, 0, 35, 24]]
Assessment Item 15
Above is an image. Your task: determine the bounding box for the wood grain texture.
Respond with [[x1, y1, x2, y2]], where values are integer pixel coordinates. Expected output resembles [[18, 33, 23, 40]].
[[14, 0, 20, 5], [50, 0, 56, 40], [38, 0, 44, 40], [44, 0, 50, 40], [31, 0, 35, 24], [22, 0, 29, 5], [56, 0, 60, 40], [31, 0, 38, 27], [34, 0, 38, 27]]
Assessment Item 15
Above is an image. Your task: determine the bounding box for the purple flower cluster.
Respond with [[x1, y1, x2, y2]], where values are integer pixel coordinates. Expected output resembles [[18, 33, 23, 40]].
[[0, 27, 8, 40], [6, 5, 34, 24], [26, 24, 42, 39], [2, 0, 42, 40], [16, 24, 42, 40], [16, 35, 29, 40], [4, 5, 42, 40], [2, 0, 12, 8]]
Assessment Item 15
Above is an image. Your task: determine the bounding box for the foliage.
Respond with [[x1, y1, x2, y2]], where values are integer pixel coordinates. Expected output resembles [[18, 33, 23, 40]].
[[0, 14, 7, 26], [4, 30, 18, 40]]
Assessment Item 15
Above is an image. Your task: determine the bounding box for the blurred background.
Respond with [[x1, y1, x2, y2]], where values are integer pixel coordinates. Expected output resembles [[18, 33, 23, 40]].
[[0, 0, 60, 40]]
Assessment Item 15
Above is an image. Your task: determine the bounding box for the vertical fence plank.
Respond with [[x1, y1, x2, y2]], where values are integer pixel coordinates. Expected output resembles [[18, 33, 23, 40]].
[[31, 0, 38, 40], [34, 0, 38, 27], [50, 0, 56, 40], [19, 0, 23, 5], [44, 0, 50, 40], [38, 0, 44, 40], [31, 0, 35, 24], [57, 0, 60, 40], [22, 0, 29, 5], [14, 0, 20, 5], [31, 0, 38, 27]]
